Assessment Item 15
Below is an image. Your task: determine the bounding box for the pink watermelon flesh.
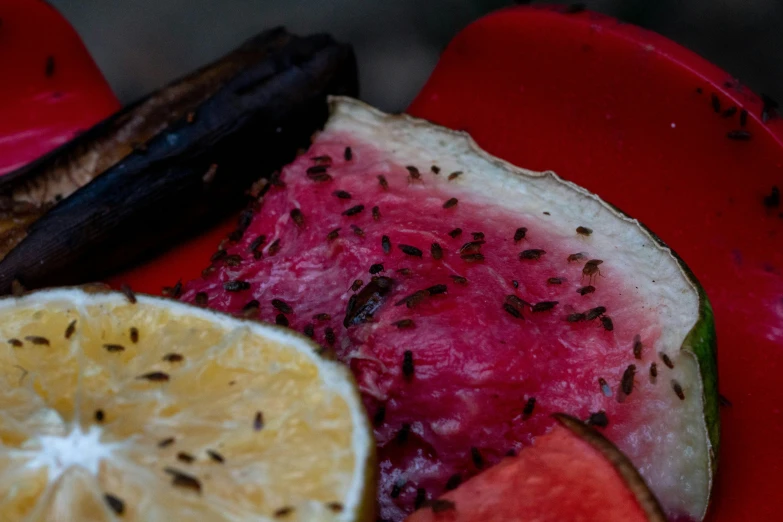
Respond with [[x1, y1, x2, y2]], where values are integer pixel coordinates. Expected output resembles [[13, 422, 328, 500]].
[[405, 415, 666, 522], [180, 98, 712, 521]]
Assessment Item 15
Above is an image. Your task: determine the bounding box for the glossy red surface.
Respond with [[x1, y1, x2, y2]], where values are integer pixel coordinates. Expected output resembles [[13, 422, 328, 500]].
[[0, 0, 120, 175], [407, 7, 783, 521]]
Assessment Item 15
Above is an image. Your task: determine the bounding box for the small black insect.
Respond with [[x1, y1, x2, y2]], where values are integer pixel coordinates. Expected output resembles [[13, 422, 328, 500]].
[[532, 301, 558, 312], [95, 409, 105, 422], [448, 228, 463, 238], [224, 281, 250, 292], [548, 277, 564, 285], [254, 411, 264, 430], [431, 165, 441, 174], [576, 226, 593, 236], [512, 280, 519, 288], [224, 254, 242, 267], [503, 303, 524, 319], [727, 130, 752, 140], [722, 106, 738, 118], [207, 449, 224, 463], [271, 299, 293, 314], [120, 283, 137, 304], [431, 242, 443, 260], [104, 493, 125, 515], [162, 280, 183, 298], [163, 353, 184, 363], [342, 205, 365, 216], [650, 362, 658, 379], [394, 319, 415, 329], [137, 371, 170, 382], [711, 93, 721, 113], [520, 249, 546, 260], [351, 225, 365, 237], [719, 394, 733, 407], [242, 299, 259, 316], [427, 284, 448, 295], [369, 263, 384, 274], [249, 235, 266, 254], [460, 253, 485, 263], [672, 380, 685, 400], [372, 206, 381, 221], [600, 316, 614, 331], [303, 324, 315, 338], [25, 336, 50, 346], [177, 452, 196, 464], [587, 411, 609, 428], [443, 198, 459, 209], [660, 352, 674, 369], [326, 502, 343, 513], [567, 312, 586, 323], [104, 343, 125, 353], [268, 239, 281, 256], [406, 166, 421, 181], [351, 279, 363, 292], [327, 228, 340, 241], [8, 338, 22, 347], [395, 290, 428, 308], [306, 165, 328, 176], [414, 488, 427, 509], [585, 306, 607, 320], [333, 190, 351, 199], [459, 240, 485, 255], [471, 447, 484, 469], [374, 405, 386, 426], [577, 285, 595, 295], [397, 423, 411, 445], [471, 232, 485, 240], [621, 365, 636, 396], [762, 93, 779, 123], [325, 327, 336, 346], [158, 437, 176, 448], [448, 171, 462, 181], [290, 208, 304, 228], [274, 507, 294, 518], [381, 235, 392, 254], [450, 275, 467, 285], [344, 146, 353, 161], [378, 175, 389, 190], [164, 467, 202, 494], [522, 397, 536, 419], [275, 314, 289, 326], [763, 186, 780, 209], [514, 227, 527, 242], [64, 320, 77, 339], [445, 474, 462, 491], [567, 252, 587, 263], [398, 244, 423, 257], [505, 295, 529, 310], [633, 334, 643, 359]]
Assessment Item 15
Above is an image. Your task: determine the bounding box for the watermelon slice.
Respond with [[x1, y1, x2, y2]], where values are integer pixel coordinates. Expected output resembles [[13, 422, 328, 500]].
[[179, 97, 717, 521], [405, 413, 667, 522]]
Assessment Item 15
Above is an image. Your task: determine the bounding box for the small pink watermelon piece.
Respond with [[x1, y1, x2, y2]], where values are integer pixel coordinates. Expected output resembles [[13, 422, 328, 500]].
[[405, 413, 667, 522], [180, 97, 717, 521]]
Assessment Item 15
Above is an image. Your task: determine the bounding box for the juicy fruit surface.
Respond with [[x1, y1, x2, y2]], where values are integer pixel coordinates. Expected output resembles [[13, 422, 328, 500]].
[[0, 289, 372, 521], [406, 420, 663, 522], [181, 99, 712, 520]]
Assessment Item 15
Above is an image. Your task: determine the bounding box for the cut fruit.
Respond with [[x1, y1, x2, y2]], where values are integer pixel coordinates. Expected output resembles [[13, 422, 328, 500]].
[[0, 287, 374, 521], [179, 97, 716, 521], [406, 413, 667, 522]]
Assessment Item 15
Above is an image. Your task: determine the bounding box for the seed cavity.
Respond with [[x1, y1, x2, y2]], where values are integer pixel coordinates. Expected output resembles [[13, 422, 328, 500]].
[[727, 130, 751, 141], [274, 507, 294, 518], [450, 275, 467, 285], [431, 499, 456, 513], [587, 411, 609, 428], [267, 239, 281, 256], [459, 240, 485, 255], [327, 228, 340, 241], [290, 208, 304, 228], [372, 206, 381, 221], [460, 253, 484, 263], [378, 175, 389, 190], [275, 314, 289, 326], [548, 277, 564, 285], [503, 303, 524, 319], [448, 228, 463, 238], [351, 225, 364, 237], [445, 474, 462, 491], [324, 327, 336, 346], [394, 319, 415, 329], [431, 242, 443, 260]]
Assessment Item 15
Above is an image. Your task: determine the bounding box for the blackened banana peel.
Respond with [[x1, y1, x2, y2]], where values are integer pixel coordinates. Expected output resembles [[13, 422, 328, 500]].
[[0, 29, 357, 294]]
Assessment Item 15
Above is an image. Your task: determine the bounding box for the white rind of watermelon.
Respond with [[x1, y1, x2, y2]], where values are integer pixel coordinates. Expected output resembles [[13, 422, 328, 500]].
[[181, 97, 717, 521]]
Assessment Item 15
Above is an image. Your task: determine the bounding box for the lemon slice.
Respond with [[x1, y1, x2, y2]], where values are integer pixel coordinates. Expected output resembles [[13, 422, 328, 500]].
[[0, 287, 375, 521]]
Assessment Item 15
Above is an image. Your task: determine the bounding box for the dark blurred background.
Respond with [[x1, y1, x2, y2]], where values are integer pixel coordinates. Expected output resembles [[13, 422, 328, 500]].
[[50, 0, 783, 112]]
